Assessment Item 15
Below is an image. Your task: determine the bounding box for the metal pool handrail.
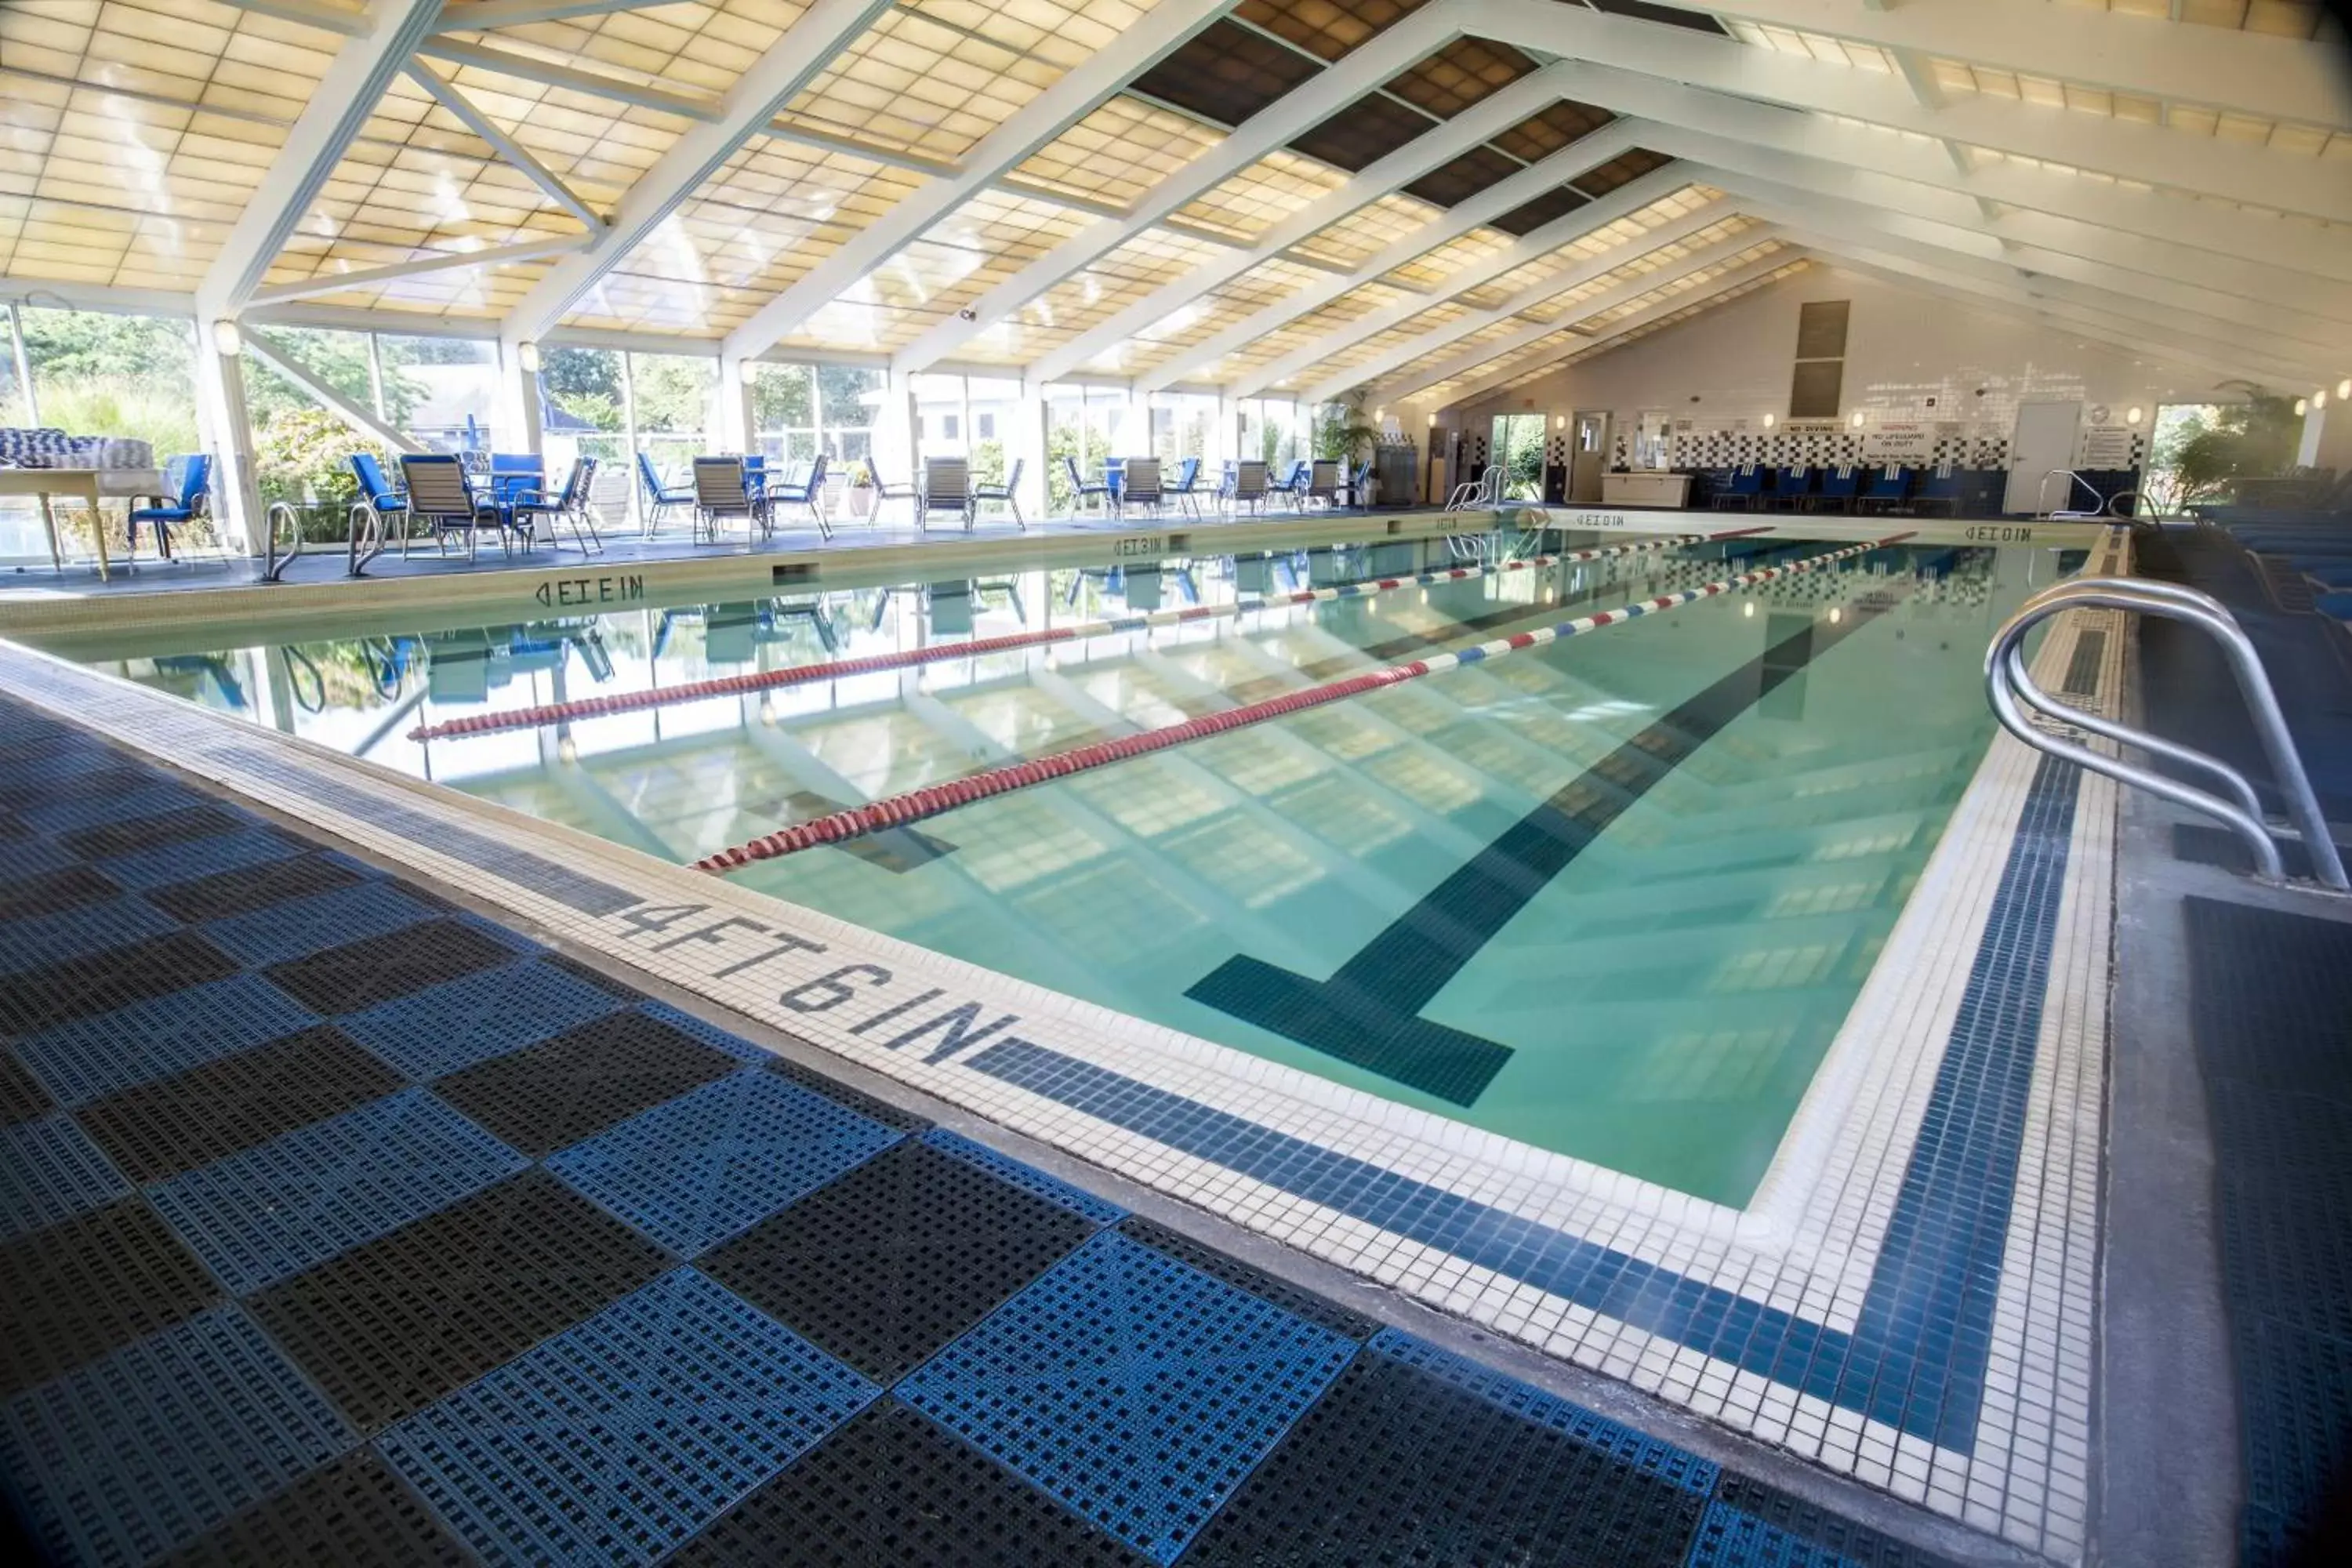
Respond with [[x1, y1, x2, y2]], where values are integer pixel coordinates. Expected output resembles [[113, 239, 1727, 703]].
[[1985, 576, 2347, 888], [2037, 469, 2106, 521], [1444, 464, 1503, 512], [259, 500, 303, 583]]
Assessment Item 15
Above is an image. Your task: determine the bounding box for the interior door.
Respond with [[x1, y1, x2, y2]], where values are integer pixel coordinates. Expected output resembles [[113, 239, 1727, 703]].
[[1570, 412, 1608, 503], [2004, 401, 2084, 515]]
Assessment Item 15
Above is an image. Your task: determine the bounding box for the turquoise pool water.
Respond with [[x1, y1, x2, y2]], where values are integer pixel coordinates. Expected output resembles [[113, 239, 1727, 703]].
[[69, 530, 2069, 1204]]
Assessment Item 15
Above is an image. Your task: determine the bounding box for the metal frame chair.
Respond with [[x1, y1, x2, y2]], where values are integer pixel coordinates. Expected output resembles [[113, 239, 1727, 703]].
[[1224, 459, 1269, 517], [636, 452, 692, 538], [1712, 464, 1766, 511], [1857, 465, 1913, 515], [1306, 459, 1341, 510], [510, 457, 603, 554], [1165, 456, 1203, 517], [1775, 466, 1816, 511], [974, 457, 1024, 528], [127, 453, 214, 561], [1815, 465, 1862, 515], [349, 452, 412, 553], [1118, 457, 1163, 519], [766, 454, 831, 537], [920, 457, 973, 532], [1061, 456, 1112, 517], [400, 453, 517, 560], [691, 456, 768, 543]]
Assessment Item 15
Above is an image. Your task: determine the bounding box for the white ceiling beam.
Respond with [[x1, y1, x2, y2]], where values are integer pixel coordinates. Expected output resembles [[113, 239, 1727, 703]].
[[434, 0, 664, 27], [1425, 245, 1805, 410], [1461, 0, 2352, 224], [1363, 223, 1789, 405], [243, 328, 423, 452], [1134, 119, 1650, 394], [896, 57, 1569, 379], [723, 0, 1243, 361], [1693, 167, 2352, 360], [503, 0, 895, 345], [1538, 60, 2352, 285], [1768, 222, 2327, 387], [415, 35, 720, 119], [1642, 125, 2352, 325], [217, 0, 370, 35], [200, 0, 449, 316], [1265, 165, 1702, 400], [1684, 0, 2351, 129], [404, 60, 604, 229], [248, 233, 593, 305], [0, 281, 195, 317]]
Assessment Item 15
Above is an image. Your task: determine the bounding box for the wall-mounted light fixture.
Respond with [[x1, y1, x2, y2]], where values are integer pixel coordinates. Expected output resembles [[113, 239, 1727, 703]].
[[1762, 413, 1777, 429], [1374, 407, 1384, 423], [209, 319, 241, 357], [517, 341, 541, 375], [2296, 397, 2311, 416], [2339, 378, 2350, 402], [1554, 415, 1566, 430], [1849, 411, 1865, 428], [2126, 406, 2143, 425], [2317, 389, 2331, 411], [1428, 412, 1438, 428]]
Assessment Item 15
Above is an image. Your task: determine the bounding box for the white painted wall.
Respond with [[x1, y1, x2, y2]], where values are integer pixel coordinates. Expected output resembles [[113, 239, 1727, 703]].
[[1403, 265, 2252, 474]]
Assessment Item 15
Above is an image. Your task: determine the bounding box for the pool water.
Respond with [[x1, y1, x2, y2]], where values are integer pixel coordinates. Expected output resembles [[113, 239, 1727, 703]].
[[67, 530, 2071, 1205]]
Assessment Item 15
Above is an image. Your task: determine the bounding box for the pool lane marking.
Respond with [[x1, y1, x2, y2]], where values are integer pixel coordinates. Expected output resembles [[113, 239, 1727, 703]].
[[406, 528, 1772, 742], [691, 534, 1915, 872], [1186, 578, 1917, 1107]]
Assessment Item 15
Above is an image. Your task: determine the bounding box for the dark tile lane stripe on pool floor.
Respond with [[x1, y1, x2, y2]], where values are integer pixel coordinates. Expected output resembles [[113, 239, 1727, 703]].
[[0, 695, 1965, 1566]]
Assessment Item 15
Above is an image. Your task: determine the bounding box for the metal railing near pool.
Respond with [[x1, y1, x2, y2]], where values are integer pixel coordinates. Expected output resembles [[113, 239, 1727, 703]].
[[1985, 575, 2347, 889]]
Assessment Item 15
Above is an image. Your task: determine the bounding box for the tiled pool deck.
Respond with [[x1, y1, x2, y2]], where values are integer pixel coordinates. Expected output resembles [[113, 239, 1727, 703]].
[[0, 695, 1978, 1567], [0, 521, 2128, 1563]]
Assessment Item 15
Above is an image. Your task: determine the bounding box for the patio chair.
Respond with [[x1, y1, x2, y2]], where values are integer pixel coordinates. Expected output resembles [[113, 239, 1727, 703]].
[[1856, 466, 1912, 515], [1119, 458, 1163, 519], [920, 457, 973, 532], [400, 452, 517, 560], [1061, 456, 1112, 517], [348, 452, 412, 552], [1915, 465, 1964, 517], [1815, 465, 1863, 515], [1307, 459, 1341, 510], [766, 453, 830, 537], [870, 467, 916, 524], [509, 457, 603, 554], [1224, 459, 1269, 517], [636, 452, 692, 538], [127, 453, 213, 561], [1712, 464, 1767, 511], [1348, 459, 1373, 509], [691, 456, 768, 543], [974, 458, 1025, 528], [1775, 466, 1817, 511], [1273, 459, 1311, 508], [1166, 456, 1203, 517]]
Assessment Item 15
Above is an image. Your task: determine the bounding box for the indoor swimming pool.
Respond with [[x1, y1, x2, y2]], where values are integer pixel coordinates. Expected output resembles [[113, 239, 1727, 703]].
[[58, 527, 2079, 1208]]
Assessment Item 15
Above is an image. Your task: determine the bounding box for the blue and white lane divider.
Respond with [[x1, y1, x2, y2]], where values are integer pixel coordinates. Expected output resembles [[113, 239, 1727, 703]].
[[697, 532, 1911, 870]]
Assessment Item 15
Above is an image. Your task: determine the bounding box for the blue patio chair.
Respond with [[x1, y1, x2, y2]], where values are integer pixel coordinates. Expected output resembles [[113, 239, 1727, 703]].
[[974, 457, 1024, 528], [1274, 459, 1311, 507], [1712, 464, 1766, 511], [1816, 466, 1862, 514], [400, 452, 518, 560], [1857, 465, 1912, 515], [508, 457, 602, 554], [636, 452, 691, 538], [1775, 466, 1817, 511], [1915, 465, 1964, 517], [488, 452, 542, 515], [349, 452, 412, 551], [767, 453, 831, 537], [1163, 456, 1203, 518], [127, 453, 212, 561], [1061, 456, 1111, 517]]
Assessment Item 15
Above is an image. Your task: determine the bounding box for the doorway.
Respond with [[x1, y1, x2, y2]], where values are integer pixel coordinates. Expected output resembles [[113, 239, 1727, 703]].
[[1570, 411, 1609, 503], [1490, 413, 1545, 499], [2004, 400, 2083, 515]]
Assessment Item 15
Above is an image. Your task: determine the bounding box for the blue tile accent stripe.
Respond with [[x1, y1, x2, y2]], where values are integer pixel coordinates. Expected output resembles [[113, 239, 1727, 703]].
[[0, 1306, 352, 1568], [377, 1268, 875, 1566], [149, 1087, 528, 1293], [969, 756, 2085, 1455]]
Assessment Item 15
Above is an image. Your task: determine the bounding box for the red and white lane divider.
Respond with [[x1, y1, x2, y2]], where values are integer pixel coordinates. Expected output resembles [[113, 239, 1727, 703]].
[[405, 527, 1772, 743], [693, 532, 1912, 872]]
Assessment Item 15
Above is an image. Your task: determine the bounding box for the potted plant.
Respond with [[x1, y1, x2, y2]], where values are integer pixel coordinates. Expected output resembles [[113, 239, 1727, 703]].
[[846, 459, 874, 519]]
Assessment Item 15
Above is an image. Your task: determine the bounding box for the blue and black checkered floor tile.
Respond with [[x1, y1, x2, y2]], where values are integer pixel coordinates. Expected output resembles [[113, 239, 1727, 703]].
[[0, 697, 1962, 1566]]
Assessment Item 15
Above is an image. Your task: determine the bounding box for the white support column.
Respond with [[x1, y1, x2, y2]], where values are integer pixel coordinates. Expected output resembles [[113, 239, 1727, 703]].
[[1011, 384, 1049, 521], [193, 324, 261, 555], [873, 381, 916, 493], [719, 352, 754, 452], [497, 339, 543, 456], [724, 0, 1239, 361]]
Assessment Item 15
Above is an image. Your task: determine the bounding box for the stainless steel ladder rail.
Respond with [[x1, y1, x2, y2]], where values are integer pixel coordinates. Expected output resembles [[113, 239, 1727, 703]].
[[2038, 469, 2107, 521], [1986, 576, 2348, 888], [258, 501, 303, 583]]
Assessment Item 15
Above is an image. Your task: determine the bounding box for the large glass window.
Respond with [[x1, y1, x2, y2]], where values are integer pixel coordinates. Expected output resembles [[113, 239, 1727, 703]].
[[618, 351, 713, 479], [966, 376, 1018, 488], [1045, 382, 1122, 511], [1149, 392, 1214, 472], [816, 365, 884, 472], [537, 346, 627, 499], [383, 335, 499, 453], [911, 372, 967, 464], [1237, 397, 1303, 474], [750, 362, 818, 465]]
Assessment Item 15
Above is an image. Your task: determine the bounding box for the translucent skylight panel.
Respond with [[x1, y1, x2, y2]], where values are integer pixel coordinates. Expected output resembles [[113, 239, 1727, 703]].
[[470, 0, 806, 96], [1378, 226, 1514, 290], [776, 294, 935, 352], [26, 1, 347, 123], [779, 0, 1114, 161], [1724, 22, 1896, 72], [1218, 282, 1411, 376], [1018, 227, 1232, 333], [399, 58, 688, 205], [1573, 238, 1787, 329], [1005, 94, 1223, 210], [634, 136, 925, 303], [1286, 191, 1439, 269], [1235, 0, 1436, 62], [568, 268, 753, 336], [0, 194, 221, 288], [1173, 151, 1348, 243], [296, 254, 560, 321]]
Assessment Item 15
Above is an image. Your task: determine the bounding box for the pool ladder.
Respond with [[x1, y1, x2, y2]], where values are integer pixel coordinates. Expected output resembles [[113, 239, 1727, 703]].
[[1443, 463, 1504, 513], [1986, 576, 2347, 889], [260, 499, 390, 584]]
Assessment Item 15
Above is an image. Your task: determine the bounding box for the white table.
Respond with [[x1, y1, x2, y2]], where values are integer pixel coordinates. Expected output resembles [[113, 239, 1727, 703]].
[[0, 466, 165, 582]]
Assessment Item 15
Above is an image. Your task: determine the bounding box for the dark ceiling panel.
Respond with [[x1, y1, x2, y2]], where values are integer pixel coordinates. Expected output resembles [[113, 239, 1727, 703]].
[[1129, 18, 1325, 128], [1236, 0, 1439, 63], [1383, 38, 1540, 118], [1290, 93, 1440, 172], [1579, 1, 1733, 38], [1487, 99, 1616, 164], [1570, 147, 1673, 197], [1403, 145, 1523, 208], [1489, 184, 1591, 237]]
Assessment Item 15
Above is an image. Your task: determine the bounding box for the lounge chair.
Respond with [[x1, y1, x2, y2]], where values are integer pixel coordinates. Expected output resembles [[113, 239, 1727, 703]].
[[637, 452, 692, 538], [400, 453, 517, 560]]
